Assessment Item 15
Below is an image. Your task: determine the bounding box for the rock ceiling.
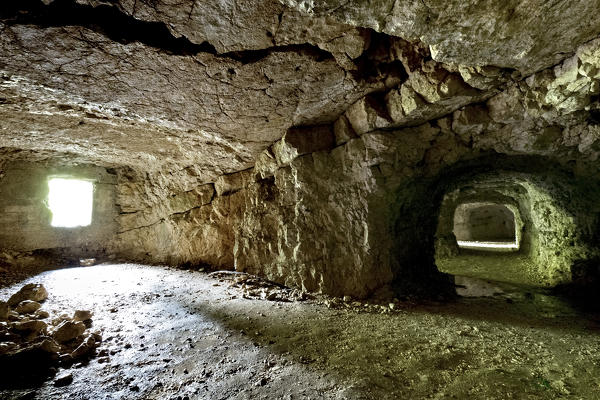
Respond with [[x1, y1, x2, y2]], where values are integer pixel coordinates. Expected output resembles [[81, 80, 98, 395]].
[[1, 0, 600, 183]]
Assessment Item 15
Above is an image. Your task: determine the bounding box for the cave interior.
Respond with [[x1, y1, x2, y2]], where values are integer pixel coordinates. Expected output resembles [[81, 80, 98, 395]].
[[1, 0, 600, 398]]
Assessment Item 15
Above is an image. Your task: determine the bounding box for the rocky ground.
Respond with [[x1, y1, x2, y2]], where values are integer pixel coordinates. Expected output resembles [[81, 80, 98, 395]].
[[1, 263, 599, 400]]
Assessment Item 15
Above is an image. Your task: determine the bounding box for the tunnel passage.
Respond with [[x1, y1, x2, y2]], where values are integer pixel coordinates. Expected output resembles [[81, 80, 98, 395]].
[[431, 158, 600, 288], [388, 155, 600, 294], [453, 202, 519, 251]]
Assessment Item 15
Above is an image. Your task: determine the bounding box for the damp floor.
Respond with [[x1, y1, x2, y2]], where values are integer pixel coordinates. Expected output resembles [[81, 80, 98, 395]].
[[1, 263, 600, 400]]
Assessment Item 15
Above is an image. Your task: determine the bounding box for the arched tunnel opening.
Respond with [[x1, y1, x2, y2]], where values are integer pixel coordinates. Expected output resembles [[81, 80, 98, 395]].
[[453, 202, 520, 251], [389, 155, 600, 301]]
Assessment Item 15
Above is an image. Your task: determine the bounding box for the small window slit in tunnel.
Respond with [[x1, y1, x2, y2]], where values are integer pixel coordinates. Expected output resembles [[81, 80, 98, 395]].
[[453, 202, 519, 252]]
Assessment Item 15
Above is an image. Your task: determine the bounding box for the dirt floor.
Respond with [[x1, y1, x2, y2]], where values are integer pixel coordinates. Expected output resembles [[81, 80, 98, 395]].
[[1, 263, 600, 400], [437, 251, 546, 287]]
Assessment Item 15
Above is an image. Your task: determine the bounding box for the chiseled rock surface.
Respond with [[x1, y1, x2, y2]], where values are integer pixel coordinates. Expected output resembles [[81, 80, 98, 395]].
[[114, 38, 600, 296], [0, 28, 382, 180], [282, 0, 600, 75], [3, 0, 600, 298]]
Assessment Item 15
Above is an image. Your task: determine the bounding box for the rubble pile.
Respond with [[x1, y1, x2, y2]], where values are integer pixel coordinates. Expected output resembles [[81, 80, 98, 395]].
[[210, 271, 312, 302], [0, 283, 101, 386]]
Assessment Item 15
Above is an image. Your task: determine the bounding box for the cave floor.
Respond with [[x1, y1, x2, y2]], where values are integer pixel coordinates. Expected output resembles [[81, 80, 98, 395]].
[[438, 252, 545, 287], [1, 263, 600, 400]]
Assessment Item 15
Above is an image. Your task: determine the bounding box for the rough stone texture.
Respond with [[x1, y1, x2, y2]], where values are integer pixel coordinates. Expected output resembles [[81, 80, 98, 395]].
[[53, 320, 86, 343], [73, 310, 92, 322], [453, 203, 516, 242], [15, 300, 42, 315], [0, 301, 8, 320], [112, 35, 600, 294], [435, 169, 600, 286], [0, 2, 388, 180], [281, 0, 600, 75], [2, 0, 600, 298], [0, 161, 117, 265], [7, 284, 48, 307]]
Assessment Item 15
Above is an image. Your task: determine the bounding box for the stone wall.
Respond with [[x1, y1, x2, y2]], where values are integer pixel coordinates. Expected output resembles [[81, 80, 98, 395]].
[[74, 35, 600, 297], [453, 203, 516, 242], [0, 161, 117, 266]]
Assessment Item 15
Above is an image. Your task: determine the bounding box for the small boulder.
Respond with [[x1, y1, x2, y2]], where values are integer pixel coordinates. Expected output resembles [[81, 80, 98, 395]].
[[15, 300, 42, 314], [34, 309, 50, 319], [0, 341, 17, 355], [72, 310, 92, 322], [54, 372, 73, 387], [38, 338, 61, 354], [51, 314, 71, 326], [52, 321, 85, 343], [8, 284, 48, 307], [71, 335, 97, 360], [12, 320, 48, 335], [7, 311, 20, 321]]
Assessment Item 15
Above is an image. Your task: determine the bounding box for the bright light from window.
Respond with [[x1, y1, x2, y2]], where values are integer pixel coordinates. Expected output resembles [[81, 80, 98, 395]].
[[456, 240, 519, 250], [48, 178, 93, 227]]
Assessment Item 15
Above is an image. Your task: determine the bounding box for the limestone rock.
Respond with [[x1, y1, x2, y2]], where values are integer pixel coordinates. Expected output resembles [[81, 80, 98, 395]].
[[54, 372, 73, 387], [52, 321, 86, 344], [0, 18, 383, 180], [333, 115, 358, 146], [70, 335, 98, 360], [12, 320, 48, 335], [34, 309, 50, 319], [282, 0, 600, 74], [254, 149, 279, 180], [345, 95, 393, 135], [7, 284, 48, 307], [273, 125, 335, 165], [39, 338, 61, 354], [15, 300, 42, 315], [215, 170, 254, 196], [0, 341, 17, 355], [72, 310, 93, 322]]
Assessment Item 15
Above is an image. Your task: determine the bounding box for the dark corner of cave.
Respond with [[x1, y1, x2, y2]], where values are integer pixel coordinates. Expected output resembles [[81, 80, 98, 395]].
[[1, 0, 600, 398]]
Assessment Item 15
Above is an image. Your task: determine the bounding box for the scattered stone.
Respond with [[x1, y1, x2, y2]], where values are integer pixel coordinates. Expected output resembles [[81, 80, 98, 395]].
[[15, 300, 42, 314], [12, 320, 47, 335], [0, 341, 17, 355], [34, 309, 50, 319], [343, 296, 352, 302], [73, 310, 93, 322], [8, 284, 48, 307], [53, 320, 86, 343], [54, 372, 73, 387], [8, 310, 20, 321], [38, 338, 61, 354]]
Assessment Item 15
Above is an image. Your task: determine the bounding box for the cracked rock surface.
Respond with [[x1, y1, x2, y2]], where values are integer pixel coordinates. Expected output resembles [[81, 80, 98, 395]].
[[2, 0, 600, 299]]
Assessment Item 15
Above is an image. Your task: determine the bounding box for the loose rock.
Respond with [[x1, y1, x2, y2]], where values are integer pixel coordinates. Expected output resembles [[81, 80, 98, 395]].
[[15, 300, 42, 314], [52, 321, 86, 344], [72, 310, 92, 322], [54, 372, 73, 387], [8, 284, 48, 307]]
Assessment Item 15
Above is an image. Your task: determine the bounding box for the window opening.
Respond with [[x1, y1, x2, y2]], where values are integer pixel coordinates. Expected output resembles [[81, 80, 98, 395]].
[[453, 203, 519, 252], [48, 178, 93, 227]]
